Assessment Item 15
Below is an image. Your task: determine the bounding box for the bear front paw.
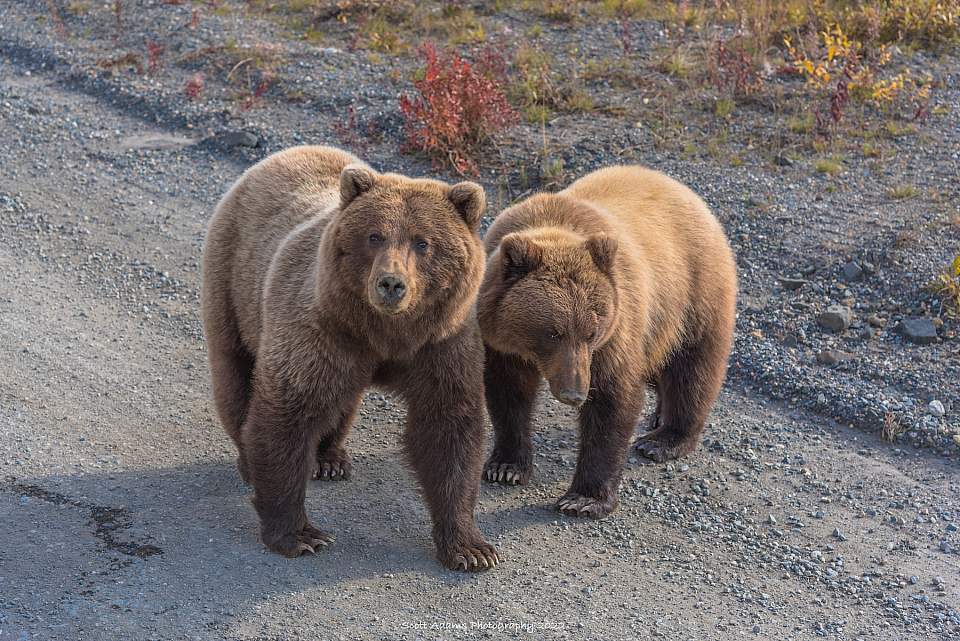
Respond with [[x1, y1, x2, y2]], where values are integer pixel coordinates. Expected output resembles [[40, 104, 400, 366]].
[[313, 446, 352, 481], [438, 535, 501, 572], [556, 491, 619, 519], [483, 457, 531, 486], [263, 523, 335, 558]]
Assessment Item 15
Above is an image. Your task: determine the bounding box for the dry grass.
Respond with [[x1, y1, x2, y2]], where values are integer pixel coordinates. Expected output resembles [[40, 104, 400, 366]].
[[931, 255, 960, 317], [815, 157, 844, 175], [881, 411, 906, 442], [886, 184, 920, 200]]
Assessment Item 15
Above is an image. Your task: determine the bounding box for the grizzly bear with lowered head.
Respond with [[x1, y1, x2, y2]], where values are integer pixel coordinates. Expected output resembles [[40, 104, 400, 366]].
[[477, 165, 736, 518], [201, 145, 499, 571]]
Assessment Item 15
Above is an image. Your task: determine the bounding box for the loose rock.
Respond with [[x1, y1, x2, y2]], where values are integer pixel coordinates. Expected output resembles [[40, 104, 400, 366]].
[[842, 261, 864, 282], [928, 400, 945, 418], [818, 305, 853, 332], [897, 318, 938, 345]]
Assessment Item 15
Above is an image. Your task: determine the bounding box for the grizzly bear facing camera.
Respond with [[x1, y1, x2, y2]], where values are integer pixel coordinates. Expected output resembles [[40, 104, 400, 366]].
[[201, 145, 499, 571], [478, 165, 736, 519]]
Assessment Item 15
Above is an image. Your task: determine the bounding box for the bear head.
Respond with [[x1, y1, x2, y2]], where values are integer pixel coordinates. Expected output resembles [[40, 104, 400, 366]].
[[328, 164, 486, 328], [478, 226, 620, 407]]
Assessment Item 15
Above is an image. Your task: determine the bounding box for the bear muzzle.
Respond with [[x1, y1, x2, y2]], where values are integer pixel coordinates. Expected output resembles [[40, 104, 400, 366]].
[[371, 272, 410, 314], [545, 344, 592, 407], [547, 371, 590, 407], [552, 386, 587, 407]]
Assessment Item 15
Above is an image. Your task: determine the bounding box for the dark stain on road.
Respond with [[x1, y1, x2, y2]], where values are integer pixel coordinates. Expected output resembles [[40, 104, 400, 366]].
[[4, 475, 163, 560]]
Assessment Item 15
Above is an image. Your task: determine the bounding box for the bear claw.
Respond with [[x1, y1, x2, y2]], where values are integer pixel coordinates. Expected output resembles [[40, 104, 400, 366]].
[[266, 524, 335, 557], [483, 460, 530, 486], [556, 492, 618, 519], [633, 428, 697, 463], [313, 448, 352, 481], [443, 541, 501, 572]]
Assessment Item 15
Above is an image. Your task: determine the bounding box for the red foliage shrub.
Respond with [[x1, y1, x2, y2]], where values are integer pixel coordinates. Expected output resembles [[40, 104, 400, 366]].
[[184, 72, 205, 100], [146, 40, 165, 74], [712, 38, 762, 97], [399, 42, 515, 175]]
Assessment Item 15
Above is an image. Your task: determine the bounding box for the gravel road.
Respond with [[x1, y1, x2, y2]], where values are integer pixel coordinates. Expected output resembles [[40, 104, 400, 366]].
[[1, 2, 958, 640]]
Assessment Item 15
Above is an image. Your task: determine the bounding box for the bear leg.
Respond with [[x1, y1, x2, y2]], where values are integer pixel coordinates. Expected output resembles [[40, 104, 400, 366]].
[[482, 347, 540, 486], [401, 333, 500, 571], [242, 382, 361, 558], [558, 370, 644, 519], [313, 392, 362, 481], [205, 304, 256, 481], [633, 333, 729, 463]]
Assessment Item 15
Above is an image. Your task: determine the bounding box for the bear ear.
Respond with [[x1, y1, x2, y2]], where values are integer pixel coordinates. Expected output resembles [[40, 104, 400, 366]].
[[584, 233, 618, 275], [339, 164, 377, 208], [447, 181, 486, 231], [500, 233, 542, 280]]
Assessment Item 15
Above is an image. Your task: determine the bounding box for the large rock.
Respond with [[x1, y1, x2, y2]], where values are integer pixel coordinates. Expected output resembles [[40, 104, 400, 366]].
[[818, 305, 853, 332], [897, 318, 937, 345], [214, 130, 260, 148], [842, 261, 864, 282]]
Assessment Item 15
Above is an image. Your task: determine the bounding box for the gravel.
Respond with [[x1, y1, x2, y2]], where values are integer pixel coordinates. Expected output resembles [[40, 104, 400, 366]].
[[2, 0, 956, 456]]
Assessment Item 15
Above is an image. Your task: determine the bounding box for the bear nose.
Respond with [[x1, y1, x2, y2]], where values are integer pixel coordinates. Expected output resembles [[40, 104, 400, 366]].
[[555, 389, 587, 407], [376, 274, 407, 304]]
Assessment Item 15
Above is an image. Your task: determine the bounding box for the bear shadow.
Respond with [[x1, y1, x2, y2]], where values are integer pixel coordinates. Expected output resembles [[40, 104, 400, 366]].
[[2, 453, 502, 621]]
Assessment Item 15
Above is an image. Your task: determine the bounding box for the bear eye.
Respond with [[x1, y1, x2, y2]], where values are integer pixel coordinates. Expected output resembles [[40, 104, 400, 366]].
[[414, 238, 429, 253], [549, 330, 563, 342], [587, 329, 598, 342], [368, 233, 385, 246]]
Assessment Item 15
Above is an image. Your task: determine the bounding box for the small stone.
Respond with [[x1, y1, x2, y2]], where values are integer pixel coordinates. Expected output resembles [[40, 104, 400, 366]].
[[946, 523, 958, 533], [767, 514, 777, 525], [832, 528, 846, 541], [939, 540, 952, 554], [897, 318, 937, 345], [842, 261, 864, 282], [775, 153, 794, 167], [859, 326, 874, 340], [908, 575, 918, 585], [752, 625, 761, 633], [778, 276, 808, 291], [928, 400, 945, 418], [867, 314, 886, 328], [817, 350, 853, 365], [818, 305, 853, 332]]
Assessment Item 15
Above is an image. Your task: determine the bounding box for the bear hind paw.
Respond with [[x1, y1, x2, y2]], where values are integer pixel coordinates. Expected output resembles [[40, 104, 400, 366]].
[[482, 458, 531, 486], [313, 446, 352, 481], [633, 427, 699, 463]]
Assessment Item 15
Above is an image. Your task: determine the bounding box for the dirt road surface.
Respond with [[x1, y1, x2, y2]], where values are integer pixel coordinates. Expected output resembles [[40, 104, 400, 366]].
[[1, 23, 959, 641]]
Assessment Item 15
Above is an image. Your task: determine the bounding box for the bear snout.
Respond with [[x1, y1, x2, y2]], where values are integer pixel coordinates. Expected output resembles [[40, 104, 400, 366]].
[[548, 374, 589, 407], [371, 272, 411, 313], [553, 387, 587, 407]]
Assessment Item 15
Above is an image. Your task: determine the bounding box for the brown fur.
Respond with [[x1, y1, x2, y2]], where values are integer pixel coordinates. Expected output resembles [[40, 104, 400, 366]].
[[477, 165, 737, 518], [201, 145, 499, 570]]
